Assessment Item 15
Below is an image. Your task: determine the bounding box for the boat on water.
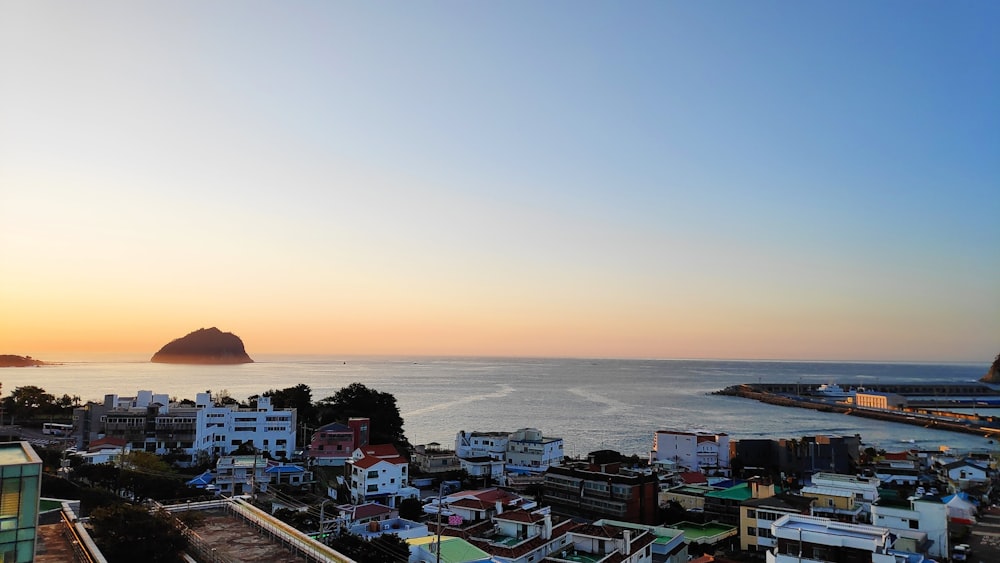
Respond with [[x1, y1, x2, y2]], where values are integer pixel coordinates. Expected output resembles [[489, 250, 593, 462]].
[[812, 383, 860, 399]]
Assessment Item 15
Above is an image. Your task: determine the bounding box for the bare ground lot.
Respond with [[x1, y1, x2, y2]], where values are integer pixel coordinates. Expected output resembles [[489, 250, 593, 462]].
[[188, 509, 310, 563]]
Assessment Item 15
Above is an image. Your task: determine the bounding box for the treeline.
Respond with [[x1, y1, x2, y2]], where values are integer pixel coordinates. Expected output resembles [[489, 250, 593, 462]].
[[201, 382, 409, 451], [1, 385, 80, 424]]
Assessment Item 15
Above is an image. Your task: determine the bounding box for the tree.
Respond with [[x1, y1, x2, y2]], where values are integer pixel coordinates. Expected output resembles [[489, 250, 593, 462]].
[[2, 385, 56, 423], [273, 507, 317, 532], [398, 496, 424, 521], [317, 383, 409, 449], [73, 463, 120, 491], [261, 384, 317, 423], [121, 451, 174, 474], [326, 530, 410, 563], [659, 500, 688, 525], [88, 503, 187, 563]]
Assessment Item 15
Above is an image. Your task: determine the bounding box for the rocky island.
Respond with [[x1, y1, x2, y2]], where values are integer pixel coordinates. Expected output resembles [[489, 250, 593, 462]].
[[0, 355, 47, 367], [150, 327, 254, 364], [981, 352, 1000, 384]]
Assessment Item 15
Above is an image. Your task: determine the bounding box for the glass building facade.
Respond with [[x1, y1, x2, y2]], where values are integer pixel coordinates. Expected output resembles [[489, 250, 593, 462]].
[[0, 442, 41, 563]]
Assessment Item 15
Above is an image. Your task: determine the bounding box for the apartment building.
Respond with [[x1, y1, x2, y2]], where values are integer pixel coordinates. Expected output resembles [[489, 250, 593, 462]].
[[507, 428, 563, 471], [801, 472, 880, 524], [650, 430, 730, 474], [456, 430, 509, 461], [543, 461, 659, 524], [871, 494, 948, 559], [73, 391, 296, 464]]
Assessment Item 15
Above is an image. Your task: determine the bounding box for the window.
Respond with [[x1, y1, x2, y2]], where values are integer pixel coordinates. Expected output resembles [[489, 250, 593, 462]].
[[367, 484, 378, 492], [747, 509, 756, 519], [367, 470, 379, 479], [909, 519, 919, 529], [747, 527, 756, 536], [0, 480, 20, 519]]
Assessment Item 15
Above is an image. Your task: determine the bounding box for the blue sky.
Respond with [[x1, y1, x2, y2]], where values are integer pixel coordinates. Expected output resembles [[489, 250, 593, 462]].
[[1, 2, 997, 360]]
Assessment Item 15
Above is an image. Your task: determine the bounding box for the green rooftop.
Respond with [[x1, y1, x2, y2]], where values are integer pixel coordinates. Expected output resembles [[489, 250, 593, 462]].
[[670, 520, 737, 542], [592, 519, 680, 542], [677, 523, 731, 539], [705, 483, 753, 501], [561, 553, 602, 563]]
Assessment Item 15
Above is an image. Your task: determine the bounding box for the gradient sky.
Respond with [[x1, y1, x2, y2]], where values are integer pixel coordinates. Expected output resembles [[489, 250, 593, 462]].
[[1, 2, 997, 361]]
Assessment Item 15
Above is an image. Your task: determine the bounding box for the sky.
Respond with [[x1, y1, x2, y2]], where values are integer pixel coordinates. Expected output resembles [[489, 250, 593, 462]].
[[1, 2, 997, 362]]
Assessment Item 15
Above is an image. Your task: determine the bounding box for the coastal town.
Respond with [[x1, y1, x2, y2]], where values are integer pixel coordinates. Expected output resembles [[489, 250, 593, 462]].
[[3, 378, 1000, 563]]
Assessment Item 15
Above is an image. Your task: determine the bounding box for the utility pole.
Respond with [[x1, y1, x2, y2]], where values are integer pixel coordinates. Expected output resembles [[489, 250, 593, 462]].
[[319, 498, 332, 543], [436, 481, 444, 563]]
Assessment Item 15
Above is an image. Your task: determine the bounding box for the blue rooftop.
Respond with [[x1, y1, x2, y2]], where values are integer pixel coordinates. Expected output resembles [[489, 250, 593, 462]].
[[266, 465, 305, 474]]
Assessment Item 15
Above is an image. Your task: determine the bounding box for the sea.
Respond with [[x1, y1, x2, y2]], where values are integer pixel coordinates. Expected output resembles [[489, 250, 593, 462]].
[[4, 355, 996, 457]]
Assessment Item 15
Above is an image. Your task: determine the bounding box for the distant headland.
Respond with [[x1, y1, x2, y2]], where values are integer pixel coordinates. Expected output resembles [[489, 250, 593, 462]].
[[981, 352, 1000, 384], [150, 327, 254, 365], [0, 355, 47, 368]]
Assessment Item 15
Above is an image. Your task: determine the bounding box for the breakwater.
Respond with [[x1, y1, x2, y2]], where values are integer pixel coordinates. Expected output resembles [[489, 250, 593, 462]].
[[716, 383, 1000, 438]]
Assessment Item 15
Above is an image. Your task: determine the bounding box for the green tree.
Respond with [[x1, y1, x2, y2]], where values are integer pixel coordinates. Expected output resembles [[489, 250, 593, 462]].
[[88, 503, 187, 563], [273, 507, 317, 532], [121, 451, 174, 474], [260, 384, 317, 424], [2, 385, 55, 423], [72, 463, 120, 491], [398, 496, 424, 521], [659, 500, 688, 525], [317, 383, 409, 449], [326, 531, 410, 563]]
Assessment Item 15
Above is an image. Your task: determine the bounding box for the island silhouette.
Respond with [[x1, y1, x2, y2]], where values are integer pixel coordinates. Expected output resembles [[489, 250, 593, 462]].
[[150, 327, 254, 364], [0, 355, 47, 368]]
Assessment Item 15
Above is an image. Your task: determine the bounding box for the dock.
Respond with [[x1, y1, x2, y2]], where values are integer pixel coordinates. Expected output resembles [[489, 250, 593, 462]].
[[715, 383, 1000, 438]]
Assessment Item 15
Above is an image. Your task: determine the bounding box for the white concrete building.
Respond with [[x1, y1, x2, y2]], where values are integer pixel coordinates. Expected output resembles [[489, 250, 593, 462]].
[[801, 472, 881, 523], [456, 430, 509, 461], [194, 394, 296, 460], [347, 444, 419, 508], [649, 430, 730, 473], [75, 390, 296, 464], [942, 459, 990, 491], [871, 495, 949, 559], [460, 456, 505, 481], [506, 428, 563, 471], [766, 514, 896, 563]]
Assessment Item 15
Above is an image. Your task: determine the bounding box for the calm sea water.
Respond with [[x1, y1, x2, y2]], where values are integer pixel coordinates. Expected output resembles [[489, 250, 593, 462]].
[[4, 355, 994, 456]]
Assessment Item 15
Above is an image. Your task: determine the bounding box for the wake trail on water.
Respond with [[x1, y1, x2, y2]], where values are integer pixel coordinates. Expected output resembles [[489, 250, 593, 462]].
[[403, 384, 515, 417], [566, 386, 635, 415]]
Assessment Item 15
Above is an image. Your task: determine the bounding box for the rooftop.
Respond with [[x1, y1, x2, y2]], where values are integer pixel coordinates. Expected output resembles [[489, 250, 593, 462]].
[[774, 514, 889, 542], [705, 483, 752, 501], [0, 441, 42, 465], [670, 521, 736, 541]]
